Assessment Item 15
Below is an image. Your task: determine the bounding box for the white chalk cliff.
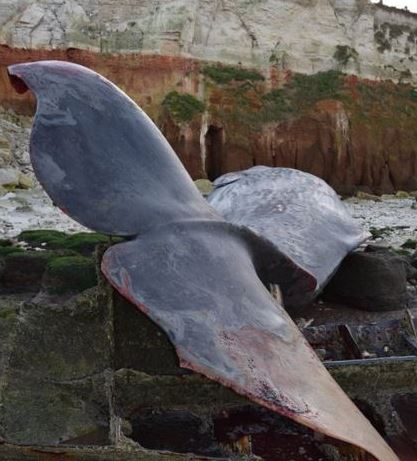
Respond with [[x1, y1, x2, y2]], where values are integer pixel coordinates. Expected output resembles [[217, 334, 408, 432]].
[[0, 0, 417, 82]]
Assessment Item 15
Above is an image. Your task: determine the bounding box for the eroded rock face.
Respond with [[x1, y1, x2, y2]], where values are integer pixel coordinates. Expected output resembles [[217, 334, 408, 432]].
[[2, 1, 417, 195], [0, 0, 416, 82], [1, 244, 417, 459], [3, 47, 417, 194]]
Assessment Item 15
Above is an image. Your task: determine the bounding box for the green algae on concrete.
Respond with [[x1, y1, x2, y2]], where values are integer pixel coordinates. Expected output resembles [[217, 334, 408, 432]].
[[17, 230, 112, 255], [17, 229, 67, 247], [62, 232, 111, 256], [1, 250, 56, 291], [114, 369, 245, 417], [0, 246, 24, 257], [1, 235, 104, 293], [43, 255, 97, 294]]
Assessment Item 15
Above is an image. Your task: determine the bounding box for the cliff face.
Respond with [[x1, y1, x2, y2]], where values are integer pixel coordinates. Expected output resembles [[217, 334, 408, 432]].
[[1, 0, 417, 194], [2, 0, 417, 82]]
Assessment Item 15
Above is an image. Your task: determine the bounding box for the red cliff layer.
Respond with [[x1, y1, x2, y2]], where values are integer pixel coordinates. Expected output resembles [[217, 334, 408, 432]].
[[1, 45, 417, 195]]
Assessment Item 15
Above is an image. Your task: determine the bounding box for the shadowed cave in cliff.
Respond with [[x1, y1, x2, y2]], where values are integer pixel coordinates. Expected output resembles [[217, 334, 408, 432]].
[[205, 125, 224, 181]]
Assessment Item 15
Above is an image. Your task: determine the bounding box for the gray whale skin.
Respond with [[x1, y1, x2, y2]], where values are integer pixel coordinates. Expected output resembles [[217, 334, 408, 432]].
[[7, 60, 397, 461]]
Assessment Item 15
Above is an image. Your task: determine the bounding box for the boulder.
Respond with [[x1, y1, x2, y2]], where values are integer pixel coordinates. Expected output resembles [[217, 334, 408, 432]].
[[355, 191, 382, 201], [395, 191, 410, 199], [0, 168, 19, 188], [322, 251, 409, 311], [18, 173, 35, 189], [194, 179, 213, 196], [0, 250, 54, 293]]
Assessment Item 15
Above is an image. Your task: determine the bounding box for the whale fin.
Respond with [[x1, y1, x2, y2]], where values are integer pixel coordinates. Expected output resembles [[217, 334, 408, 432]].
[[102, 220, 397, 461], [208, 167, 369, 307], [7, 61, 216, 236]]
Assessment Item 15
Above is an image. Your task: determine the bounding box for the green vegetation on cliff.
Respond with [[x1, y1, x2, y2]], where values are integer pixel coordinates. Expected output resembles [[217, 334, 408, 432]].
[[202, 64, 264, 84], [333, 45, 358, 66], [159, 60, 417, 192], [284, 70, 344, 107], [162, 91, 205, 123]]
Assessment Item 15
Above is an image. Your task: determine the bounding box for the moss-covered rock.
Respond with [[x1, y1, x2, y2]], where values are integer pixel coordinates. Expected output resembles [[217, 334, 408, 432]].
[[17, 230, 112, 256], [43, 256, 97, 294], [61, 233, 110, 256], [369, 227, 392, 239], [401, 239, 417, 250], [392, 248, 412, 257], [17, 229, 67, 248], [395, 190, 410, 198], [0, 246, 24, 257], [356, 191, 382, 201], [194, 179, 213, 196]]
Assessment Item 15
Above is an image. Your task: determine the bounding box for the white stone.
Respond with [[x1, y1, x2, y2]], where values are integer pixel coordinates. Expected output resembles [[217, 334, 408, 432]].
[[0, 168, 19, 187]]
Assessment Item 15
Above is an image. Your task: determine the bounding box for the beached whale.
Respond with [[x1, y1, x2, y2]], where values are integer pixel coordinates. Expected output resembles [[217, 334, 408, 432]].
[[7, 60, 398, 461]]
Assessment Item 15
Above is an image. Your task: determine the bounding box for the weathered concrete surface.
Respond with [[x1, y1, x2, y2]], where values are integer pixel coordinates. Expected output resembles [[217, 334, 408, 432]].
[[0, 247, 416, 459], [0, 288, 112, 445]]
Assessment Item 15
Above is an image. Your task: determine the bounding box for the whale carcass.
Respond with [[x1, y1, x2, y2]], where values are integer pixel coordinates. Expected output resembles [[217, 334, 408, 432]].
[[7, 60, 398, 461]]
